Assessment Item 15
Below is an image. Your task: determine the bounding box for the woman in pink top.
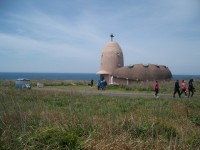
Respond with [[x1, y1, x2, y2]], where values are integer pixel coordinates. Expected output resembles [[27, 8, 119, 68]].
[[154, 81, 159, 98], [180, 80, 187, 97]]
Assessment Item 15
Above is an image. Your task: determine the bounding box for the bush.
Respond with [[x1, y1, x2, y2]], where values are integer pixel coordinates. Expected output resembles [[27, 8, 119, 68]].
[[34, 127, 82, 149]]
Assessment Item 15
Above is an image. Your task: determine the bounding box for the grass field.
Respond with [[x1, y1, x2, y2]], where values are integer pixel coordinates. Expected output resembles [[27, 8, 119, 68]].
[[0, 80, 200, 149]]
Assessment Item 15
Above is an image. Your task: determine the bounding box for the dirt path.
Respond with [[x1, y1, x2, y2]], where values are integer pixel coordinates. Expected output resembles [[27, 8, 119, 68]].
[[33, 87, 200, 99]]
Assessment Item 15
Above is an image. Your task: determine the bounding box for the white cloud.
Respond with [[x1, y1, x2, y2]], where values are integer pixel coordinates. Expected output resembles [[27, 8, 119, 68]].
[[0, 32, 101, 72]]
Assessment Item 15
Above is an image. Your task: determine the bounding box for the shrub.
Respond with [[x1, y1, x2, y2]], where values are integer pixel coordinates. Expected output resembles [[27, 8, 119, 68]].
[[34, 127, 82, 149], [71, 124, 90, 137]]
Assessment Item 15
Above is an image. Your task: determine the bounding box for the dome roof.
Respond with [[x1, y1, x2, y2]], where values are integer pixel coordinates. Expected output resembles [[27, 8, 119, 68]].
[[113, 64, 172, 81], [102, 42, 123, 54]]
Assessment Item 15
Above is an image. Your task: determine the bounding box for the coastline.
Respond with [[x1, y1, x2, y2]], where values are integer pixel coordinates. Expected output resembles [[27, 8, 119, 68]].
[[0, 72, 200, 80]]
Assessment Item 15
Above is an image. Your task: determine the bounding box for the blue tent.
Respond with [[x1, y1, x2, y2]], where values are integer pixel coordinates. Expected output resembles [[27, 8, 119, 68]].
[[15, 78, 31, 89]]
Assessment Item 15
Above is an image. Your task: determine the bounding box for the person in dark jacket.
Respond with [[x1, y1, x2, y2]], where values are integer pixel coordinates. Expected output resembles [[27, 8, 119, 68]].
[[97, 80, 101, 90], [90, 79, 93, 87], [173, 80, 181, 98], [188, 79, 195, 98]]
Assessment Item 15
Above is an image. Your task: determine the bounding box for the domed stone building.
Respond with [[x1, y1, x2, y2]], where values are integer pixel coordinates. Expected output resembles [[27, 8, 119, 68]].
[[97, 34, 172, 85]]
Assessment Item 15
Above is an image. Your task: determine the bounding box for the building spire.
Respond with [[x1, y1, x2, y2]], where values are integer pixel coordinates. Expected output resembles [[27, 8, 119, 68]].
[[110, 33, 114, 41]]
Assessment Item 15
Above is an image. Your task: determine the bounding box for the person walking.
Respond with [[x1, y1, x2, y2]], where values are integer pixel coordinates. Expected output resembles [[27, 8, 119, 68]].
[[180, 80, 187, 97], [154, 81, 159, 98], [97, 80, 101, 90], [188, 79, 195, 98], [173, 80, 181, 98]]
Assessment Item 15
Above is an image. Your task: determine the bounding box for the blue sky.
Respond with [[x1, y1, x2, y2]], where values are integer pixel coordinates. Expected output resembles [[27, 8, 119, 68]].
[[0, 0, 200, 74]]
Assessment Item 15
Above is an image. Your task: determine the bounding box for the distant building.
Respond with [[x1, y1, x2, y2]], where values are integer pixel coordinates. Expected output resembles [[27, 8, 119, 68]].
[[97, 35, 172, 85], [37, 82, 44, 88]]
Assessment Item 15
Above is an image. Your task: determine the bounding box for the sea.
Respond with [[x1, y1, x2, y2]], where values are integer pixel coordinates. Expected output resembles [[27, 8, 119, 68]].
[[0, 72, 200, 81]]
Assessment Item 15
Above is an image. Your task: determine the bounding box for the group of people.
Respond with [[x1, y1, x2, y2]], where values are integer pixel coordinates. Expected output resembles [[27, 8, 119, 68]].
[[173, 79, 195, 98], [97, 80, 107, 90], [93, 78, 196, 97], [154, 79, 195, 98]]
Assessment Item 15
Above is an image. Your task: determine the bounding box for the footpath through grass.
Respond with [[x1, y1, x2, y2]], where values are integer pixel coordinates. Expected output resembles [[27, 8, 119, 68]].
[[0, 80, 200, 149]]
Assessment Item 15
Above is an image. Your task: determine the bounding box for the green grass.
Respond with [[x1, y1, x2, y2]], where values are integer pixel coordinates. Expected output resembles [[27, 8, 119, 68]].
[[0, 80, 200, 149]]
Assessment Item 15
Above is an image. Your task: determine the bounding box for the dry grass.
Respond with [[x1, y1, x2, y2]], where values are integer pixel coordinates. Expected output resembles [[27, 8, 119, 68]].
[[0, 80, 200, 149]]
